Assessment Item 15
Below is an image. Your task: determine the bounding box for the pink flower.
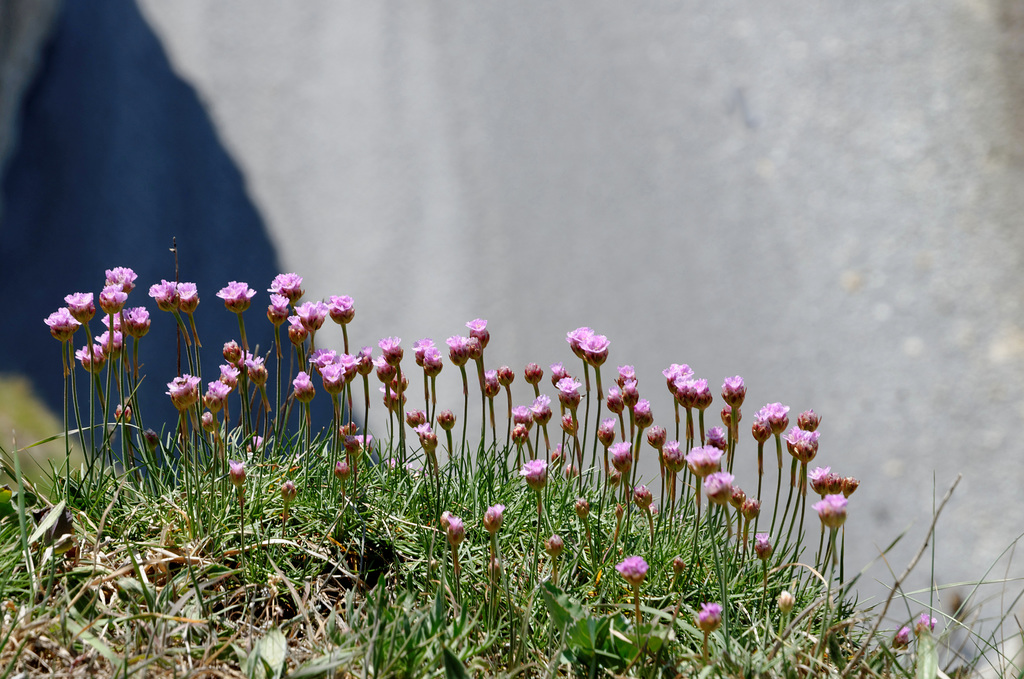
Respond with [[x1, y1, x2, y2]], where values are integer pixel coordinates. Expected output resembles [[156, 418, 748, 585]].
[[414, 423, 437, 453], [784, 427, 820, 463], [566, 327, 594, 360], [662, 440, 685, 472], [446, 335, 471, 366], [808, 466, 831, 496], [95, 331, 123, 357], [531, 394, 552, 425], [703, 471, 735, 505], [64, 292, 96, 323], [812, 494, 848, 529], [512, 405, 534, 428], [413, 338, 435, 366], [616, 364, 636, 387], [483, 504, 505, 534], [893, 626, 912, 649], [549, 362, 569, 387], [287, 316, 308, 345], [497, 366, 515, 386], [616, 555, 648, 587], [633, 399, 653, 429], [122, 307, 151, 338], [520, 459, 548, 491], [706, 426, 727, 451], [104, 267, 137, 293], [556, 377, 581, 410], [327, 295, 354, 324], [484, 370, 500, 397], [223, 341, 243, 364], [751, 415, 772, 443], [633, 485, 653, 510], [75, 344, 106, 373], [422, 347, 444, 377], [45, 308, 81, 342], [320, 363, 346, 395], [98, 285, 128, 315], [610, 442, 632, 474], [662, 363, 693, 390], [203, 380, 231, 412], [446, 514, 465, 547], [267, 294, 290, 326], [167, 375, 201, 411], [148, 280, 179, 312], [606, 387, 624, 414], [545, 534, 564, 558], [228, 460, 246, 488], [524, 362, 543, 384], [334, 459, 351, 480], [581, 333, 610, 367], [292, 371, 316, 403], [721, 376, 746, 407], [696, 603, 723, 633], [295, 300, 328, 332], [466, 318, 489, 349], [246, 355, 268, 387], [758, 402, 790, 434], [597, 418, 616, 447], [686, 445, 723, 478], [219, 364, 239, 389], [754, 533, 773, 561], [309, 349, 339, 371], [798, 409, 821, 432], [176, 282, 199, 314], [915, 613, 937, 636], [216, 281, 256, 313], [268, 273, 304, 303]]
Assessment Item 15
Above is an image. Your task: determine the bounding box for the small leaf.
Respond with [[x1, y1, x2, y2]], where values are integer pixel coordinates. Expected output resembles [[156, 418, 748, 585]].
[[255, 627, 288, 679], [28, 500, 65, 544], [442, 645, 470, 679]]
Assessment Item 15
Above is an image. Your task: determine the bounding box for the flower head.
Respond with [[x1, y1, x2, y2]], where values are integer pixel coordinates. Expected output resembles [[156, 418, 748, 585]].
[[216, 281, 256, 313], [686, 445, 723, 478], [65, 292, 96, 323], [721, 375, 746, 407], [531, 394, 552, 425], [483, 504, 505, 534], [545, 534, 564, 559], [524, 362, 543, 384], [520, 459, 548, 491], [269, 273, 304, 302], [484, 370, 500, 398], [281, 479, 297, 506], [633, 485, 653, 511], [122, 307, 151, 338], [703, 471, 735, 505], [446, 335, 471, 366], [327, 295, 354, 324], [104, 267, 137, 293], [556, 377, 582, 410], [697, 603, 723, 633], [616, 555, 648, 587], [754, 533, 773, 561], [267, 294, 290, 325], [295, 301, 328, 332], [758, 402, 790, 434], [75, 344, 106, 373], [45, 308, 81, 342], [148, 280, 179, 312], [798, 409, 821, 431], [893, 626, 912, 650], [98, 285, 128, 315], [915, 613, 937, 636], [581, 333, 610, 367], [176, 282, 200, 314], [633, 398, 653, 428], [646, 425, 667, 450], [203, 380, 232, 412], [597, 418, 616, 447], [663, 363, 693, 390], [466, 318, 489, 348], [812, 494, 848, 529], [785, 427, 820, 463], [662, 440, 685, 472], [292, 371, 316, 403], [334, 459, 351, 480], [219, 363, 240, 389], [610, 442, 632, 474], [166, 375, 201, 411], [446, 515, 465, 547], [566, 327, 594, 359], [616, 364, 636, 388], [228, 460, 246, 489]]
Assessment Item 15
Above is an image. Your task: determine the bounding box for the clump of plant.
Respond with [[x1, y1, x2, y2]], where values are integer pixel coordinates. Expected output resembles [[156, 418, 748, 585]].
[[1, 264, 972, 677]]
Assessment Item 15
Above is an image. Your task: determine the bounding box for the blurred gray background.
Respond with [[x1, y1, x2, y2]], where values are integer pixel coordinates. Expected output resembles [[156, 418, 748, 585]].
[[4, 0, 1024, 615]]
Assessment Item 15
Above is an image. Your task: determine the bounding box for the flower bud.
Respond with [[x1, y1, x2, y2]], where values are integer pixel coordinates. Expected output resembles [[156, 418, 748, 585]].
[[574, 497, 590, 519], [797, 409, 821, 432], [524, 362, 543, 385], [483, 504, 505, 534], [673, 556, 686, 576], [778, 591, 795, 614], [437, 409, 456, 431], [281, 480, 297, 506], [201, 410, 216, 432], [406, 409, 427, 428], [754, 533, 773, 561], [646, 425, 666, 450], [633, 485, 653, 511], [223, 340, 242, 365], [545, 534, 564, 559], [334, 460, 350, 481], [497, 365, 515, 386], [446, 515, 465, 547], [228, 460, 246, 489], [893, 625, 911, 650]]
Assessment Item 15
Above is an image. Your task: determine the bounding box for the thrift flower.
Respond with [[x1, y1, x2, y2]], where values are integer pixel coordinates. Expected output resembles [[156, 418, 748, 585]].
[[446, 515, 465, 547], [581, 333, 610, 367], [616, 364, 636, 387], [633, 485, 653, 510], [437, 409, 456, 431], [721, 375, 746, 407], [662, 440, 685, 472], [915, 613, 937, 636], [413, 338, 435, 366], [497, 365, 515, 386], [483, 504, 505, 534], [545, 534, 564, 558], [327, 295, 354, 324], [334, 459, 351, 480], [446, 335, 471, 366], [203, 381, 231, 412], [484, 370, 500, 397], [524, 362, 543, 384], [167, 375, 201, 411], [148, 280, 179, 312], [104, 266, 137, 293], [785, 427, 820, 463], [812, 494, 848, 529], [550, 362, 569, 386], [295, 300, 328, 332], [520, 459, 548, 491], [606, 387, 624, 414], [754, 533, 773, 560], [512, 405, 534, 428], [65, 292, 96, 322], [706, 426, 727, 451], [466, 318, 489, 348], [663, 363, 693, 390], [216, 281, 256, 313], [98, 285, 128, 315], [531, 394, 552, 425], [597, 418, 616, 446], [798, 409, 821, 431], [219, 364, 239, 389], [556, 377, 581, 410], [696, 603, 723, 633], [759, 402, 790, 434], [293, 371, 316, 403], [633, 399, 653, 428], [267, 294, 290, 325], [76, 344, 106, 373], [703, 472, 735, 505], [610, 442, 632, 474], [893, 626, 912, 650], [122, 307, 151, 338], [45, 308, 80, 342], [616, 555, 648, 587], [228, 460, 246, 488], [566, 327, 594, 359], [686, 445, 724, 478], [808, 466, 831, 495], [269, 273, 304, 303], [176, 282, 200, 314], [246, 355, 268, 387], [646, 425, 666, 449]]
